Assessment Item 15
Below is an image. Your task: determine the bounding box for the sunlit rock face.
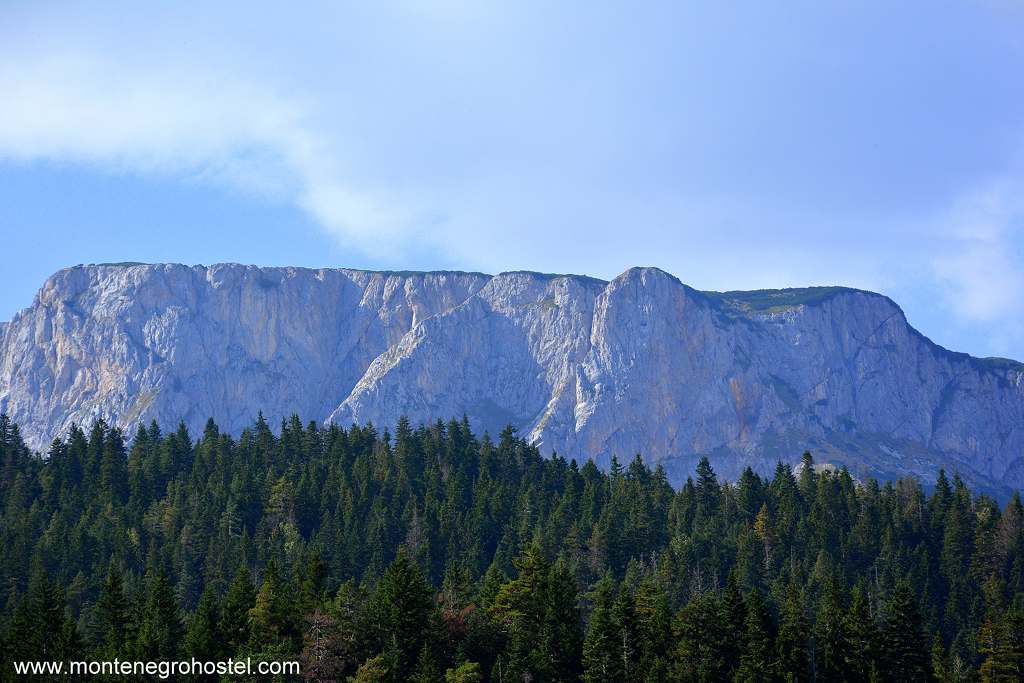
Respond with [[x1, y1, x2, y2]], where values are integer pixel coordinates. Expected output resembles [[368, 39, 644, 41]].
[[3, 263, 1023, 494]]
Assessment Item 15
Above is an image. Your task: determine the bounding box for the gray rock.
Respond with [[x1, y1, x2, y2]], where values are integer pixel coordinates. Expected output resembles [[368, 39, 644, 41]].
[[2, 263, 1022, 493]]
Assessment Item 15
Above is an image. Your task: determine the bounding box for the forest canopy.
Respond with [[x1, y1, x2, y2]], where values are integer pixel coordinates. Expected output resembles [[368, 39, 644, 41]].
[[0, 413, 1022, 682]]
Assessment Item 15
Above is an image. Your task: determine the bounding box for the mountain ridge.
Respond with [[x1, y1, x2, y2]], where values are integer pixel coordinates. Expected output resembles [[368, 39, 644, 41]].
[[2, 262, 1021, 496]]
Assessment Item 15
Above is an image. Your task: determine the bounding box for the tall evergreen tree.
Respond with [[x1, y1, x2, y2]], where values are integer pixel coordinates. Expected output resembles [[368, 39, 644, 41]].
[[93, 562, 130, 657], [371, 551, 437, 681], [735, 590, 776, 683], [136, 567, 183, 661], [249, 560, 297, 650], [776, 581, 810, 682], [671, 589, 726, 683], [813, 579, 846, 682], [184, 586, 222, 660], [220, 565, 255, 654], [582, 572, 621, 683], [884, 579, 929, 683], [844, 583, 879, 683]]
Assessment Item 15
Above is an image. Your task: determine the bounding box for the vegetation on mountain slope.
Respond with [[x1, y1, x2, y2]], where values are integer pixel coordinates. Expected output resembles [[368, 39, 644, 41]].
[[0, 413, 1022, 681]]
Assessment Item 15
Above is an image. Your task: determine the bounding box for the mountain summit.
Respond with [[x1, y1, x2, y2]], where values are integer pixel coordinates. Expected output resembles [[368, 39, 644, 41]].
[[2, 263, 1021, 493]]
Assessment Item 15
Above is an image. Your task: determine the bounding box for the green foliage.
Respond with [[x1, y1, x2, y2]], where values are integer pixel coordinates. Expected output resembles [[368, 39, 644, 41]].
[[350, 654, 389, 682], [735, 590, 775, 683], [135, 567, 182, 661], [707, 286, 855, 313], [884, 578, 929, 682], [582, 572, 620, 682], [369, 551, 436, 680], [0, 412, 1023, 682], [444, 660, 482, 683]]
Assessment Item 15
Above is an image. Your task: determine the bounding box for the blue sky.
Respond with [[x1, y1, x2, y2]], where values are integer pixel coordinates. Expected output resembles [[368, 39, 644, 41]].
[[1, 2, 1023, 359]]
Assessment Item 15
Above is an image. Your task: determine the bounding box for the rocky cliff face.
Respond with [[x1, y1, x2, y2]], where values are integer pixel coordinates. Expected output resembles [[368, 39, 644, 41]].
[[2, 263, 1022, 493]]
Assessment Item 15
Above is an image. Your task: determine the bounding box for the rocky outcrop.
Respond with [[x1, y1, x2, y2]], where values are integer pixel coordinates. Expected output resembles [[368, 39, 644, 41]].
[[2, 263, 1022, 494], [0, 263, 487, 449]]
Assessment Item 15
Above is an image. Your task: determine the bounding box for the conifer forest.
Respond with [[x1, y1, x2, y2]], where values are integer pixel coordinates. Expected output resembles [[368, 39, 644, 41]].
[[1, 413, 1022, 682]]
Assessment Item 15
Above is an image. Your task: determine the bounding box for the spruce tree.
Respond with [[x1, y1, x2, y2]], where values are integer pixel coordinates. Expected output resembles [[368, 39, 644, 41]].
[[411, 643, 444, 683], [735, 590, 776, 683], [136, 567, 183, 661], [884, 579, 929, 682], [844, 583, 879, 683], [931, 632, 950, 683], [671, 589, 726, 683], [776, 581, 810, 682], [720, 572, 748, 678], [610, 582, 639, 680], [582, 572, 621, 683], [371, 551, 437, 681], [813, 580, 846, 682], [248, 560, 296, 650], [543, 558, 583, 681], [93, 562, 130, 657], [634, 575, 673, 677], [184, 586, 222, 660], [978, 599, 1024, 682], [220, 565, 255, 655]]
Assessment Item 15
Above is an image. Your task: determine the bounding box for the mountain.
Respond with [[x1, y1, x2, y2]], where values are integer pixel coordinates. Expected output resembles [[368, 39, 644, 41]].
[[2, 262, 1022, 493]]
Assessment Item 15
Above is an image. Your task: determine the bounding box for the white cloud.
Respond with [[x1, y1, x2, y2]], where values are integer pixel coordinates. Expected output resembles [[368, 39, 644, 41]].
[[0, 53, 417, 255], [933, 178, 1024, 323]]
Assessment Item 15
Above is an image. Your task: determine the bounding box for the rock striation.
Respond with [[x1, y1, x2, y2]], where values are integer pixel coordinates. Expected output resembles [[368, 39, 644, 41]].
[[2, 263, 1022, 494]]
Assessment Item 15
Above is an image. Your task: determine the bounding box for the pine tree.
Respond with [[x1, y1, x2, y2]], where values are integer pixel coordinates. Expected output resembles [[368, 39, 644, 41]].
[[883, 579, 929, 682], [813, 580, 846, 682], [582, 572, 621, 683], [844, 583, 879, 682], [694, 457, 720, 518], [931, 632, 950, 683], [978, 599, 1024, 682], [371, 551, 437, 681], [329, 579, 371, 677], [444, 661, 482, 683], [1005, 600, 1024, 680], [720, 572, 747, 678], [220, 565, 255, 655], [136, 567, 183, 660], [735, 590, 776, 683], [19, 565, 81, 665], [542, 558, 583, 681], [608, 583, 638, 680], [671, 590, 727, 683], [634, 575, 673, 677], [99, 426, 128, 503], [93, 562, 130, 657], [776, 581, 810, 682], [411, 643, 444, 683], [249, 560, 298, 650], [350, 654, 390, 682], [184, 586, 222, 660]]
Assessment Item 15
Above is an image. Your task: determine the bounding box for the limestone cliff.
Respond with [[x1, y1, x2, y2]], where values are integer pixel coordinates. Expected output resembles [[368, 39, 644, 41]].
[[2, 263, 1022, 493]]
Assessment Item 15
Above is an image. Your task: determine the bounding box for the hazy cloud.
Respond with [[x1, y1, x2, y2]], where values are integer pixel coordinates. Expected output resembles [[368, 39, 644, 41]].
[[0, 54, 420, 255]]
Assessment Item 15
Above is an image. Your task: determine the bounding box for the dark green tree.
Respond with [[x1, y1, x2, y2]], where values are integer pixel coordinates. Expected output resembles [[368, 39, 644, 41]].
[[883, 579, 929, 683], [136, 567, 183, 660], [371, 551, 437, 681], [582, 572, 621, 683], [735, 590, 776, 683], [220, 565, 255, 654], [775, 581, 810, 682], [184, 586, 222, 660], [93, 563, 130, 657]]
